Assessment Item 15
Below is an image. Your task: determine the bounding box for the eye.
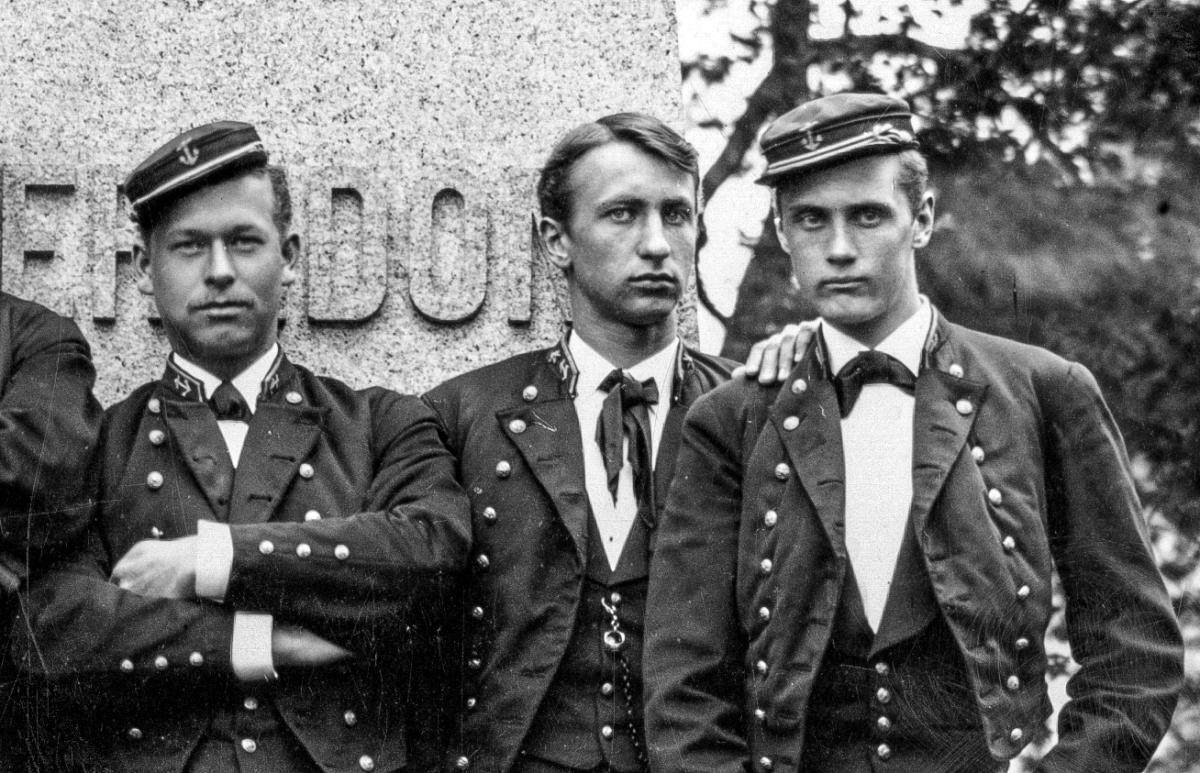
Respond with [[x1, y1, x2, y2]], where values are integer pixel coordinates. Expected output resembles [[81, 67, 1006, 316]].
[[853, 208, 886, 227], [228, 235, 265, 252], [170, 239, 204, 256], [790, 210, 824, 230], [607, 207, 635, 224], [663, 206, 694, 226]]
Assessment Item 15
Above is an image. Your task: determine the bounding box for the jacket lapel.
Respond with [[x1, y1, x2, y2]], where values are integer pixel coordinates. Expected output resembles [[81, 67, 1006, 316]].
[[771, 348, 847, 553], [495, 343, 590, 566], [908, 322, 987, 536], [160, 398, 236, 519], [228, 400, 324, 525]]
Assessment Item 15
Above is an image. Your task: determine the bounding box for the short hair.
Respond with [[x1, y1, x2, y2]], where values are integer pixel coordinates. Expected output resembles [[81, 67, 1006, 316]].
[[773, 148, 929, 218], [137, 163, 293, 244], [537, 112, 700, 228]]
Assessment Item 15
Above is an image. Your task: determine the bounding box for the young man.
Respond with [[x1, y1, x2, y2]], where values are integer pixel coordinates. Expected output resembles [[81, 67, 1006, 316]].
[[644, 93, 1182, 773], [0, 291, 102, 769], [424, 113, 736, 773], [11, 121, 470, 773]]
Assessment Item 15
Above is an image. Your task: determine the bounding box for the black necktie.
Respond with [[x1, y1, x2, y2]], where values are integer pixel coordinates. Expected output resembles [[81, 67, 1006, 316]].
[[596, 370, 659, 526], [209, 381, 251, 422], [833, 350, 916, 417]]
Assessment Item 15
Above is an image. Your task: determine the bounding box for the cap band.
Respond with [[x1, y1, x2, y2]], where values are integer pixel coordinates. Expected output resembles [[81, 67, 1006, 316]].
[[130, 141, 266, 211]]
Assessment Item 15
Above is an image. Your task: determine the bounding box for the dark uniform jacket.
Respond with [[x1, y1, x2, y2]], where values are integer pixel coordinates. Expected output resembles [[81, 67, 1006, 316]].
[[644, 312, 1182, 773], [424, 336, 734, 773], [11, 354, 470, 773], [0, 291, 101, 770], [0, 291, 101, 590]]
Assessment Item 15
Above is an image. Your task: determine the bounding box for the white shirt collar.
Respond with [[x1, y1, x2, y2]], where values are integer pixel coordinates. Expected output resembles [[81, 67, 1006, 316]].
[[567, 331, 679, 401], [171, 344, 280, 413], [821, 296, 932, 376]]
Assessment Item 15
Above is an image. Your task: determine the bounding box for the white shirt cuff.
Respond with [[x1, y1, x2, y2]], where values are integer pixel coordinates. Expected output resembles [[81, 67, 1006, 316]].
[[231, 612, 276, 682], [195, 520, 233, 601]]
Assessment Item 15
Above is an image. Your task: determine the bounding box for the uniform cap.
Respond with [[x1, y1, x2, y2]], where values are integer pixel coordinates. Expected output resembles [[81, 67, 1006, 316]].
[[757, 93, 919, 185], [124, 121, 268, 216]]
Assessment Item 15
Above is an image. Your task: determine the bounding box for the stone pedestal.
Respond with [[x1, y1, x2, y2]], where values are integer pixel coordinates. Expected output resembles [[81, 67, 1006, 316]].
[[0, 0, 689, 402]]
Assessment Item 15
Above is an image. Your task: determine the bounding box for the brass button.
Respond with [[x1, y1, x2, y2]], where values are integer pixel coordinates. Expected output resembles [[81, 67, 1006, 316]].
[[127, 727, 143, 741], [758, 606, 771, 621], [610, 591, 622, 604], [344, 710, 358, 726], [782, 416, 800, 431], [189, 652, 204, 667], [146, 471, 164, 490], [305, 509, 321, 521], [764, 510, 778, 527], [875, 687, 891, 704], [1006, 675, 1021, 691], [147, 398, 161, 414], [601, 725, 614, 739], [601, 682, 614, 696], [1017, 584, 1031, 600], [1009, 728, 1024, 743], [875, 661, 890, 676], [154, 655, 168, 671], [760, 558, 773, 574], [876, 715, 892, 733], [298, 463, 315, 479], [285, 391, 303, 405], [774, 463, 790, 481], [495, 460, 512, 478], [456, 756, 470, 770], [471, 606, 484, 619], [508, 419, 527, 434], [476, 554, 490, 569], [949, 363, 964, 378], [241, 738, 257, 753], [148, 429, 165, 446], [760, 757, 774, 771], [522, 385, 538, 402], [754, 708, 766, 720], [988, 488, 1003, 505], [876, 743, 892, 760], [466, 697, 477, 709], [119, 658, 134, 673], [755, 660, 768, 675], [1002, 535, 1016, 552], [791, 379, 807, 394], [335, 544, 350, 560], [955, 398, 973, 415], [467, 658, 482, 670], [150, 526, 163, 539], [296, 543, 311, 558], [1015, 637, 1030, 650], [244, 697, 259, 710], [360, 756, 375, 771], [259, 540, 275, 555], [482, 507, 498, 523], [971, 445, 985, 463]]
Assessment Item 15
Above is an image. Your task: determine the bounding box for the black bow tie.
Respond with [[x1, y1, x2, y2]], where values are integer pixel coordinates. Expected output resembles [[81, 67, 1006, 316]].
[[833, 350, 916, 417], [209, 381, 251, 422], [595, 370, 659, 526]]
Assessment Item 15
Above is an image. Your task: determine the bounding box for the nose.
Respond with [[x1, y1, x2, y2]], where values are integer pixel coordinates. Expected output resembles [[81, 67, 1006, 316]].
[[827, 218, 856, 266], [204, 239, 235, 288], [638, 214, 671, 262]]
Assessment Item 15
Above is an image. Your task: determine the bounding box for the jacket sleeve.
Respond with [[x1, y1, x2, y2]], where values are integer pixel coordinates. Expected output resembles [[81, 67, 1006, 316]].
[[0, 300, 103, 586], [220, 390, 471, 649], [11, 528, 237, 682], [645, 391, 750, 773], [1035, 362, 1183, 773]]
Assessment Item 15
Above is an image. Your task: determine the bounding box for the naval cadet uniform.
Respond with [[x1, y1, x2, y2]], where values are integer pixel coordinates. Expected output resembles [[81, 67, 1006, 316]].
[[423, 332, 734, 773], [0, 291, 102, 771], [11, 347, 468, 773], [643, 93, 1182, 773]]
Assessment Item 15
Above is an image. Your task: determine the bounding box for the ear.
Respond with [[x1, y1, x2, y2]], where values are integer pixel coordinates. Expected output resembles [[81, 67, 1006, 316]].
[[133, 239, 155, 297], [539, 215, 572, 272], [911, 191, 935, 249], [771, 192, 791, 253], [280, 233, 300, 287]]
